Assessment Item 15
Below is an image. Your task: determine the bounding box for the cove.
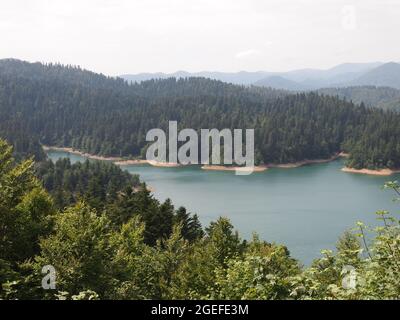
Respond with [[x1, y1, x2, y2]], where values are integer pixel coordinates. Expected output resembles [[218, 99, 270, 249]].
[[46, 150, 400, 265]]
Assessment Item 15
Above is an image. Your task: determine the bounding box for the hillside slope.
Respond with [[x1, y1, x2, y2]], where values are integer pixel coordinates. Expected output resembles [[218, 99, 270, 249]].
[[1, 59, 400, 169], [350, 62, 400, 89], [317, 86, 400, 111]]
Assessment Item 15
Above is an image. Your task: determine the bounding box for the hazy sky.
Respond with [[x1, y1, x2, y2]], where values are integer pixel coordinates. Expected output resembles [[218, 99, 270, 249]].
[[1, 0, 399, 75]]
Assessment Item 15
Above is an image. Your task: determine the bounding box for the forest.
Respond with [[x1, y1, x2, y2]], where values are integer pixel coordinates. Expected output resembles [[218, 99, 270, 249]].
[[317, 86, 400, 111], [0, 138, 399, 300], [1, 59, 400, 169]]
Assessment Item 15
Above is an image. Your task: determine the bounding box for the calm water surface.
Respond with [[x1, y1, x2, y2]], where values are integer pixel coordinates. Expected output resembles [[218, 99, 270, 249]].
[[47, 150, 400, 265]]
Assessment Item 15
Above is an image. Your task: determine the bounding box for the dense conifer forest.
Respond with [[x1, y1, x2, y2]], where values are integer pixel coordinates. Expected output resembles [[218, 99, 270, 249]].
[[35, 159, 140, 210], [317, 86, 400, 111], [1, 59, 400, 169]]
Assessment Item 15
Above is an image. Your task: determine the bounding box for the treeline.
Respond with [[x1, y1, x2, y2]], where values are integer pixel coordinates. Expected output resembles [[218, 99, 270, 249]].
[[35, 158, 140, 209], [0, 134, 46, 162], [1, 139, 399, 300], [1, 59, 400, 168]]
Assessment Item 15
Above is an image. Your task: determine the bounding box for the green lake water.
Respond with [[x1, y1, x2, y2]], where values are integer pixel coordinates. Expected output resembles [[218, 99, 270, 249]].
[[46, 150, 400, 265]]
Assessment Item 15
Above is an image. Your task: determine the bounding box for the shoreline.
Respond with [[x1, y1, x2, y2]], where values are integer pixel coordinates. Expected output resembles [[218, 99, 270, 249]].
[[43, 146, 347, 172], [43, 146, 157, 191], [266, 152, 346, 169], [42, 146, 125, 162], [147, 160, 182, 168], [114, 159, 149, 165], [44, 146, 399, 176], [43, 146, 182, 167], [341, 167, 400, 176]]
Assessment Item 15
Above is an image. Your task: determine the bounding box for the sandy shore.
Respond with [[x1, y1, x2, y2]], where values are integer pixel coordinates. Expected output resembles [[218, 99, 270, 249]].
[[49, 146, 384, 176], [201, 165, 268, 172], [341, 167, 400, 176], [147, 160, 182, 167], [115, 159, 182, 167], [267, 153, 344, 169], [200, 152, 350, 172], [44, 146, 152, 166], [114, 159, 148, 165], [44, 146, 182, 167]]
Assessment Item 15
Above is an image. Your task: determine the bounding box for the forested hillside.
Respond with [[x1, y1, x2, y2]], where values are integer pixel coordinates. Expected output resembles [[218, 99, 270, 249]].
[[317, 86, 400, 111], [1, 59, 400, 169], [35, 158, 140, 209], [349, 62, 400, 89]]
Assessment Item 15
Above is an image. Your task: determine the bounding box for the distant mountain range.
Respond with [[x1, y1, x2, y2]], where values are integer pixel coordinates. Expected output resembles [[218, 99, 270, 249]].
[[120, 62, 400, 91], [253, 76, 308, 91], [347, 62, 400, 89], [121, 70, 270, 85]]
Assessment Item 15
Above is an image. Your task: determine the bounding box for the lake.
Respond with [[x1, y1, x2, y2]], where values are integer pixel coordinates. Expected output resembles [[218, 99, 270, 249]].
[[46, 150, 400, 265]]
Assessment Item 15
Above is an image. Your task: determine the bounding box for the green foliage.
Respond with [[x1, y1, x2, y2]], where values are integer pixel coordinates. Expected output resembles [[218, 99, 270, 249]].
[[34, 202, 114, 297], [0, 140, 54, 262], [205, 217, 243, 266], [35, 158, 140, 209], [0, 139, 55, 299], [174, 207, 204, 242], [55, 290, 99, 300], [211, 236, 300, 299], [106, 187, 203, 245]]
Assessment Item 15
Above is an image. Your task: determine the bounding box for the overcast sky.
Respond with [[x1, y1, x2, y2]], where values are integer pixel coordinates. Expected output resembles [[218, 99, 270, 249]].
[[1, 0, 399, 75]]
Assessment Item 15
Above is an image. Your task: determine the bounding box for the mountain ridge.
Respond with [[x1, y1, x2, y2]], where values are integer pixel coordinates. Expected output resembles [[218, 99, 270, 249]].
[[348, 62, 400, 89], [120, 62, 400, 91]]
